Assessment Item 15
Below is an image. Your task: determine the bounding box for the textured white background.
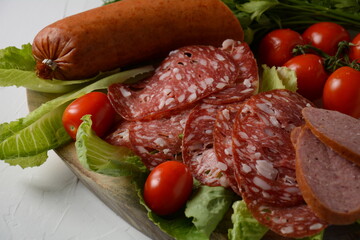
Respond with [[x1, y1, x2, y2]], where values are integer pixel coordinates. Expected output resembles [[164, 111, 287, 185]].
[[0, 1, 151, 239]]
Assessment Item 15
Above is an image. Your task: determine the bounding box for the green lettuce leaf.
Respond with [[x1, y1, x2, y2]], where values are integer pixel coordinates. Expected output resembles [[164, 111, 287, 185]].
[[228, 200, 268, 240], [0, 66, 153, 142], [0, 43, 35, 70], [4, 152, 48, 168], [259, 65, 297, 92], [0, 103, 71, 159], [75, 115, 147, 177], [185, 186, 235, 238]]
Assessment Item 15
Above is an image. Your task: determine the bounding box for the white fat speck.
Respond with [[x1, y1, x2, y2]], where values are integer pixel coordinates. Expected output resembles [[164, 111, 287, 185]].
[[233, 138, 241, 147], [310, 223, 323, 230], [254, 152, 261, 159], [233, 53, 241, 60], [217, 161, 228, 171], [188, 93, 197, 102], [165, 98, 175, 105], [178, 94, 185, 102], [269, 115, 280, 127], [272, 217, 287, 224], [185, 133, 195, 142], [256, 160, 278, 180], [163, 149, 171, 154], [205, 78, 214, 85], [216, 83, 226, 89], [241, 163, 252, 173], [221, 109, 230, 120], [205, 129, 213, 135], [173, 68, 179, 73], [256, 103, 274, 115], [285, 187, 300, 193], [251, 186, 260, 192], [243, 78, 252, 88], [221, 39, 235, 50], [280, 226, 294, 235], [223, 75, 230, 82], [136, 146, 148, 154], [188, 84, 197, 93], [163, 88, 172, 95], [120, 87, 132, 97], [211, 61, 219, 70], [224, 147, 232, 156], [284, 175, 297, 185], [159, 71, 171, 80], [215, 53, 226, 61], [246, 144, 256, 153], [238, 131, 249, 139], [253, 176, 272, 190], [230, 65, 236, 72], [154, 138, 166, 147], [199, 59, 207, 66], [264, 128, 275, 137], [262, 191, 270, 198], [240, 88, 254, 94], [158, 99, 165, 109], [175, 73, 183, 80], [200, 80, 207, 89]]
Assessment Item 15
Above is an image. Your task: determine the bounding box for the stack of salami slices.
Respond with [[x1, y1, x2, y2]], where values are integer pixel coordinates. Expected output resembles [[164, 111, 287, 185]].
[[105, 39, 337, 239]]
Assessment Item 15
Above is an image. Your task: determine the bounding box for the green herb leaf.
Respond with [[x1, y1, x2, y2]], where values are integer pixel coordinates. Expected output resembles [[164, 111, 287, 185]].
[[259, 65, 297, 92], [4, 152, 48, 168]]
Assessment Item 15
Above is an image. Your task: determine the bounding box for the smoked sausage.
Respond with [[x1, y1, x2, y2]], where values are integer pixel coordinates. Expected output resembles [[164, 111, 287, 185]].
[[32, 0, 243, 80]]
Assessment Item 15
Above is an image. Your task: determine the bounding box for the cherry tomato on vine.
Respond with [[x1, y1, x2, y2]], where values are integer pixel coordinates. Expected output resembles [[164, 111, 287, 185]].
[[144, 161, 193, 216], [349, 33, 360, 63], [283, 54, 328, 100], [62, 92, 116, 139], [323, 67, 360, 119], [302, 22, 350, 56], [258, 28, 305, 67]]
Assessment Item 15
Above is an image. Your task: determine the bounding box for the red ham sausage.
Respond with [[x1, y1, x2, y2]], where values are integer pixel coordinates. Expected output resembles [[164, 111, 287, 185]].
[[32, 0, 243, 80]]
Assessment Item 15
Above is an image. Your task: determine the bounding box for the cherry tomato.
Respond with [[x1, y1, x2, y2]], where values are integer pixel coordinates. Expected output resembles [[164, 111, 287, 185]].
[[144, 161, 193, 216], [62, 92, 116, 139], [283, 54, 328, 100], [258, 28, 305, 66], [349, 33, 360, 63], [323, 67, 360, 119], [302, 22, 350, 56]]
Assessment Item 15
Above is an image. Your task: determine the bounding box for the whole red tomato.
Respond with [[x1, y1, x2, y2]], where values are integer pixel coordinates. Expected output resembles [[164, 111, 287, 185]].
[[62, 92, 116, 139], [349, 33, 360, 63], [144, 161, 193, 216], [323, 67, 360, 119], [283, 54, 328, 100], [258, 28, 305, 66], [302, 22, 350, 56]]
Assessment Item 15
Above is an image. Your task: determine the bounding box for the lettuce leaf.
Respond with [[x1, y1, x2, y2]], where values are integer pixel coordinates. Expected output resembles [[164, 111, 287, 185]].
[[0, 66, 153, 142], [185, 186, 235, 238], [259, 65, 297, 92], [4, 152, 48, 168], [0, 43, 35, 70], [0, 103, 71, 159], [75, 115, 147, 177], [228, 200, 268, 240]]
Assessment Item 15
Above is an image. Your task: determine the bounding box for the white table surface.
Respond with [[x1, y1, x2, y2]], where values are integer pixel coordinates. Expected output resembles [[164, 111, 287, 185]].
[[0, 1, 151, 239]]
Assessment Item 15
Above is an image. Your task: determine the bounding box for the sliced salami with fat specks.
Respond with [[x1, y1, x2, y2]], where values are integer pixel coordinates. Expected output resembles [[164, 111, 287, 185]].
[[129, 109, 190, 170], [106, 121, 132, 148], [232, 89, 313, 207], [182, 103, 229, 187], [204, 40, 259, 104], [213, 104, 243, 195], [108, 42, 240, 121], [243, 195, 327, 238]]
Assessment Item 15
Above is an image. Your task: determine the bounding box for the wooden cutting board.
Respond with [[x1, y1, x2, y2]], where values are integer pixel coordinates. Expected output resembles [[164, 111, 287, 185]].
[[26, 90, 360, 240]]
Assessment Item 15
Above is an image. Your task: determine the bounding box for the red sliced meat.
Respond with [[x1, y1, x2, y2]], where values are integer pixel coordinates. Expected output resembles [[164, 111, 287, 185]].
[[182, 103, 229, 187], [106, 121, 132, 148], [204, 40, 259, 104], [213, 104, 243, 195], [242, 193, 327, 238], [232, 89, 313, 207], [129, 109, 190, 170], [108, 43, 240, 121]]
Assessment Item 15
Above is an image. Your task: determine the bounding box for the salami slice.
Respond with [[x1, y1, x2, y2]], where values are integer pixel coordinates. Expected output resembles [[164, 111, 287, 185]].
[[232, 89, 313, 207], [129, 109, 190, 170], [182, 103, 229, 187], [108, 42, 240, 121], [242, 194, 327, 238], [213, 104, 243, 195], [204, 40, 259, 104], [106, 121, 133, 149]]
